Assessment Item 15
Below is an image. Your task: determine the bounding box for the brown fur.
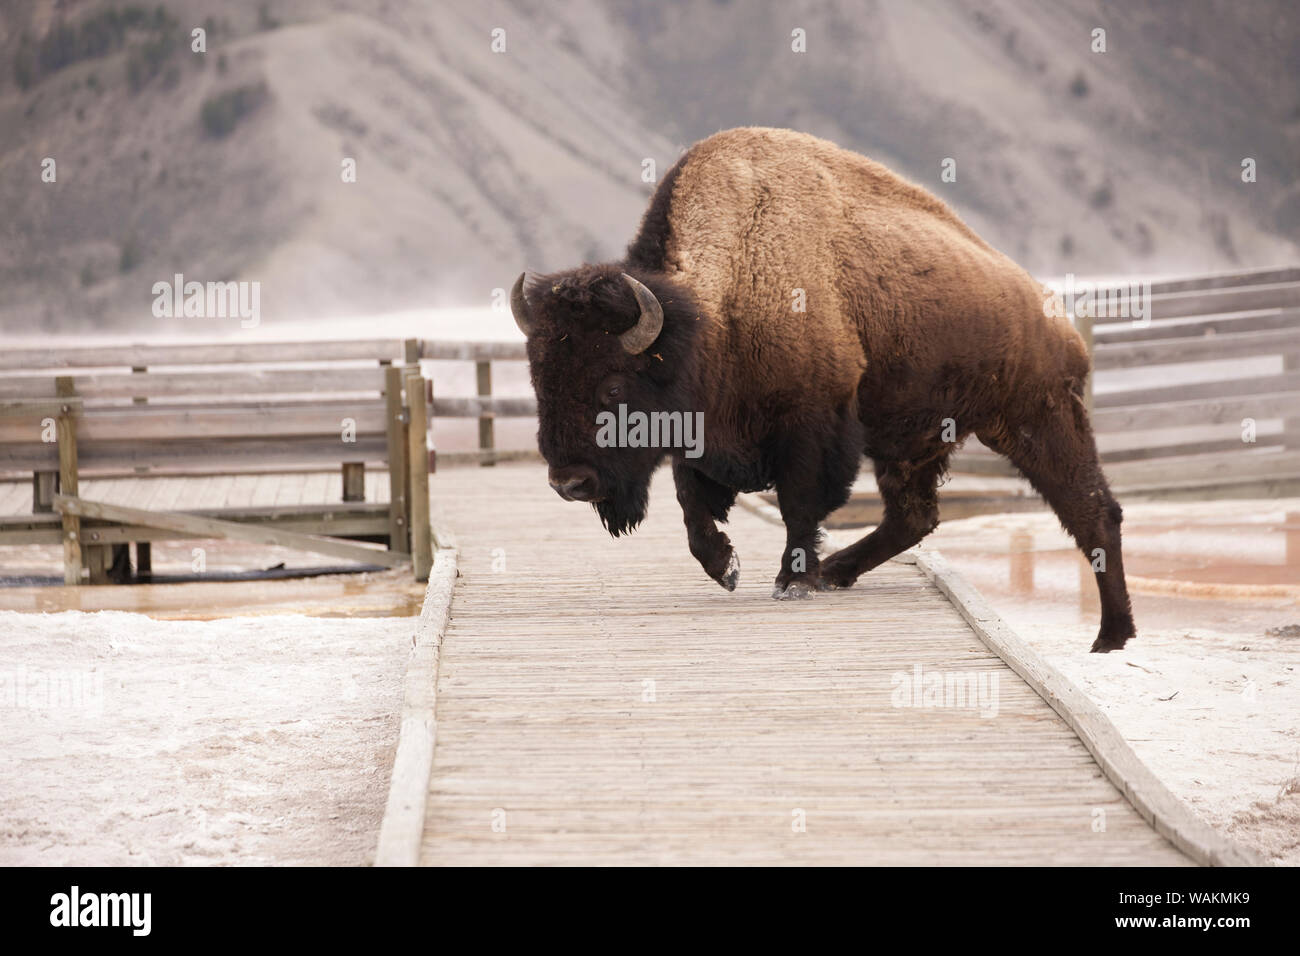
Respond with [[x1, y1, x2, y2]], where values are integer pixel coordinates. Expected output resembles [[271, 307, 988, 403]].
[[518, 127, 1134, 652]]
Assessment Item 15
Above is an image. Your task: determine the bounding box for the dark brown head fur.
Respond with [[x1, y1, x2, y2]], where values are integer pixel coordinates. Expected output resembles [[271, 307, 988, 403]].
[[521, 264, 701, 536]]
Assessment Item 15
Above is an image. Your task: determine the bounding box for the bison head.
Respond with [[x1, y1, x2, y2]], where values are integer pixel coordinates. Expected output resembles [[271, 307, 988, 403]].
[[511, 264, 701, 536]]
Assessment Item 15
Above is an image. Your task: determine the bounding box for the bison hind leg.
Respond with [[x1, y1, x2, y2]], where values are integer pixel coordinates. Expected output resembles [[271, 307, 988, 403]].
[[820, 454, 946, 589], [978, 404, 1135, 652]]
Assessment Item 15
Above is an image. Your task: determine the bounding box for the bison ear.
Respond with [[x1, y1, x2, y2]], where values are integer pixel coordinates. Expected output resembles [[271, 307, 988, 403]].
[[619, 273, 664, 354], [510, 273, 533, 338]]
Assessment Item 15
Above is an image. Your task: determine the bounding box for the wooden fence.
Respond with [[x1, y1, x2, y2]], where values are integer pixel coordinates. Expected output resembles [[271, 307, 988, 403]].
[[416, 266, 1300, 499], [956, 266, 1300, 496], [0, 339, 434, 583], [420, 340, 533, 467], [3, 262, 1295, 585]]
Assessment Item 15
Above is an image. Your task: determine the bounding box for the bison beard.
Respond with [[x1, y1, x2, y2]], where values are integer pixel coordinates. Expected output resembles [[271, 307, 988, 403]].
[[594, 478, 652, 538], [510, 126, 1137, 653]]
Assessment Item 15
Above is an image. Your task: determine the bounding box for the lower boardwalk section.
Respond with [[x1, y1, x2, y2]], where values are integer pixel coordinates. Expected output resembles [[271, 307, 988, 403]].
[[420, 463, 1189, 865]]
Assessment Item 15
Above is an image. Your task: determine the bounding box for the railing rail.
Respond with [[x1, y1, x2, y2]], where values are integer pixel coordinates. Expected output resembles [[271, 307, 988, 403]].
[[956, 268, 1300, 494]]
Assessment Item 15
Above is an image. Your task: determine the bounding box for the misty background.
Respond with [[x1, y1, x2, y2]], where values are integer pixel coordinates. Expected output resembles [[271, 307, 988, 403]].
[[1, 0, 1298, 335]]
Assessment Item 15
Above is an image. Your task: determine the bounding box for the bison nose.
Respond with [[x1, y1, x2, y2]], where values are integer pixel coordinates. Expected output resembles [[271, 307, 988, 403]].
[[548, 466, 599, 502]]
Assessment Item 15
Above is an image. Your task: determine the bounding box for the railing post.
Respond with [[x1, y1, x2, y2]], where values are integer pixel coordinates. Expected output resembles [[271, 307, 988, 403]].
[[1076, 311, 1095, 422], [32, 470, 57, 513], [404, 366, 433, 582], [131, 366, 148, 404], [342, 462, 365, 502], [86, 544, 109, 584], [127, 364, 149, 579], [384, 364, 411, 554], [403, 338, 421, 366], [1285, 351, 1299, 450], [55, 376, 81, 586], [476, 359, 495, 466]]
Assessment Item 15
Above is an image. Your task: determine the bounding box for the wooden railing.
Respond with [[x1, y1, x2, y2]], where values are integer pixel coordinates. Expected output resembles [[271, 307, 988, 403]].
[[953, 265, 1300, 497], [3, 258, 1294, 529], [424, 267, 1300, 497], [420, 340, 537, 467], [0, 338, 435, 582]]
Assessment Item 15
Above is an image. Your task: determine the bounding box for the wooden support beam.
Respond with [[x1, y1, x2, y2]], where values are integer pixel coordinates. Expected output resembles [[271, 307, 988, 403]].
[[1093, 392, 1298, 433], [0, 397, 83, 418], [0, 434, 391, 474], [1075, 312, 1094, 422], [1093, 370, 1300, 409], [431, 448, 542, 467], [0, 400, 390, 444], [1286, 353, 1299, 451], [1144, 265, 1300, 295], [476, 360, 496, 466], [109, 543, 131, 582], [56, 377, 81, 585], [0, 338, 407, 372], [1093, 327, 1298, 370], [342, 462, 366, 502], [85, 544, 109, 584], [1092, 307, 1300, 344], [419, 340, 527, 361], [404, 368, 433, 582], [52, 495, 410, 569], [0, 507, 393, 547], [32, 471, 58, 513], [430, 396, 538, 418], [131, 366, 148, 404], [403, 338, 421, 366], [0, 367, 390, 402], [384, 366, 410, 554]]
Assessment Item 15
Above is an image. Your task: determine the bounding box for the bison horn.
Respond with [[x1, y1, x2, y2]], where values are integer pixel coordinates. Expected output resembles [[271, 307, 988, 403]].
[[510, 272, 534, 338], [619, 273, 663, 354]]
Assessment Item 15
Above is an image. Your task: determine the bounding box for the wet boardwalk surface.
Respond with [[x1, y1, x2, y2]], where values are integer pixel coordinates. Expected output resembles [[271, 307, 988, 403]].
[[419, 463, 1190, 865]]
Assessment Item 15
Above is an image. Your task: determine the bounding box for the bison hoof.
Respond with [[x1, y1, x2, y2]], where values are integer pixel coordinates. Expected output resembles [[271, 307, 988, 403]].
[[771, 573, 827, 600], [717, 550, 740, 592], [1090, 631, 1133, 653], [772, 581, 815, 600], [819, 552, 861, 589]]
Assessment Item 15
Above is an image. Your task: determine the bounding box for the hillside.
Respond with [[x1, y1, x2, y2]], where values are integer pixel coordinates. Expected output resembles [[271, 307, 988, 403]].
[[0, 0, 1296, 333]]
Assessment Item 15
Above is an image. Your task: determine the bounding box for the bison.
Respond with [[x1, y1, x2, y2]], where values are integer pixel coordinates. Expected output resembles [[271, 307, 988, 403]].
[[509, 127, 1135, 653]]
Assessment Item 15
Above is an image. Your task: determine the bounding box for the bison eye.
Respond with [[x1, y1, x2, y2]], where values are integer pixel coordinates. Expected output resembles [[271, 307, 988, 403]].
[[600, 380, 625, 405]]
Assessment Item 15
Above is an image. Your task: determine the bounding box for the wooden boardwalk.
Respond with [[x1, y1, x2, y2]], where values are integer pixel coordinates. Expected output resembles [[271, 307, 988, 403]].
[[415, 463, 1193, 865]]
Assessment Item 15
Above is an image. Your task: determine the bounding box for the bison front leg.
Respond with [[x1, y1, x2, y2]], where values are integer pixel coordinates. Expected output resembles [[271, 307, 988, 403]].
[[672, 459, 740, 591], [770, 469, 829, 601], [769, 420, 865, 599]]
